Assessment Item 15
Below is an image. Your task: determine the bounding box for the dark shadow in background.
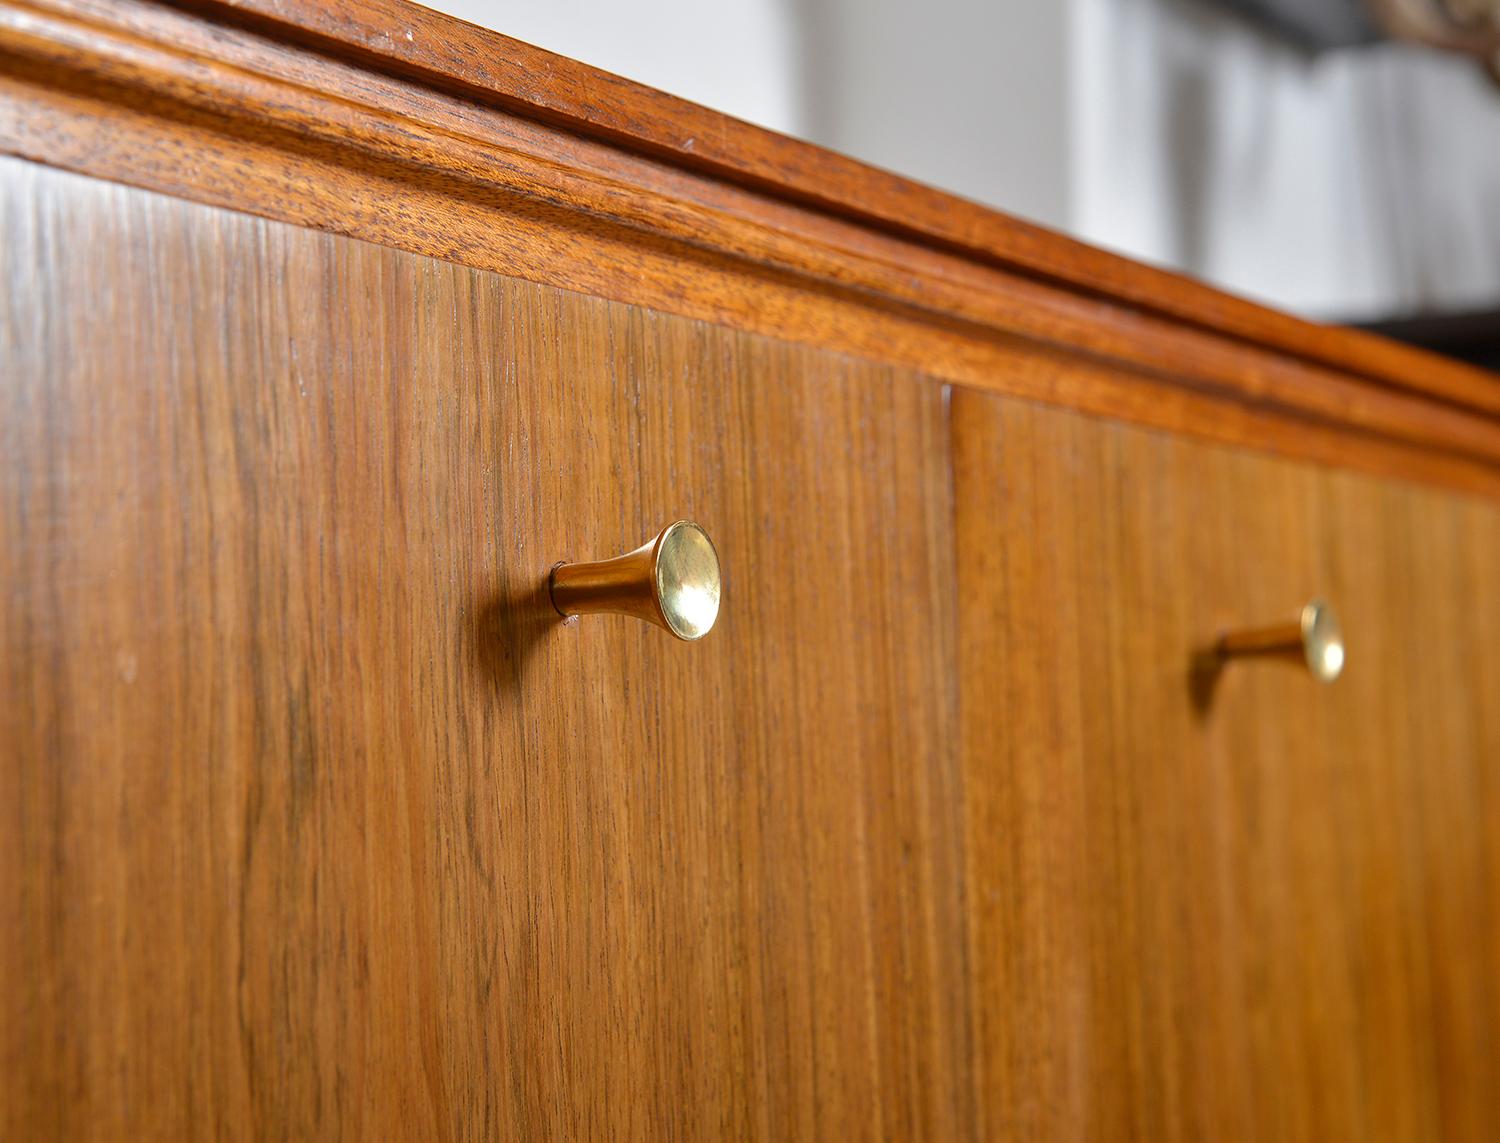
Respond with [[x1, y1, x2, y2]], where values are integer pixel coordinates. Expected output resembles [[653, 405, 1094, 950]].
[[1211, 0, 1381, 50], [1360, 307, 1500, 372]]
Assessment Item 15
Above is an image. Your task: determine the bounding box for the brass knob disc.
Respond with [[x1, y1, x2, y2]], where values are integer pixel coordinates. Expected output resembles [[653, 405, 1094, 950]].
[[1300, 599, 1344, 683], [655, 521, 721, 640]]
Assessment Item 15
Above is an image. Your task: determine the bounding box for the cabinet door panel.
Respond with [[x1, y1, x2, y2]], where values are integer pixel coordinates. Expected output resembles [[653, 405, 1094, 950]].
[[0, 158, 970, 1141], [955, 388, 1500, 1141]]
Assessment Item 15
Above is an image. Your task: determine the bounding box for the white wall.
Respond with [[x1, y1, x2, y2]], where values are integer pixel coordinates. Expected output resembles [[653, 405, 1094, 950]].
[[1072, 0, 1500, 318], [424, 0, 805, 136], [793, 0, 1072, 229]]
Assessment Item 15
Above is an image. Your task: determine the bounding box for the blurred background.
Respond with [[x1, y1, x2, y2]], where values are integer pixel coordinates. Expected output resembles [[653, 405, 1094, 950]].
[[426, 0, 1500, 364]]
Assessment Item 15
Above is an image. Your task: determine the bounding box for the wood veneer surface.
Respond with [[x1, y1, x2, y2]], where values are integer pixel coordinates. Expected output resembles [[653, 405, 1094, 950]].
[[6, 154, 1499, 1143], [956, 390, 1500, 1141], [0, 159, 969, 1140]]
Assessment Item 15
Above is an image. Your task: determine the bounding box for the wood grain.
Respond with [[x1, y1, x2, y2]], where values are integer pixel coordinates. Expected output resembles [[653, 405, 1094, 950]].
[[0, 159, 971, 1140], [954, 389, 1500, 1141], [186, 0, 1500, 418], [1, 0, 1499, 497], [6, 141, 1499, 1143]]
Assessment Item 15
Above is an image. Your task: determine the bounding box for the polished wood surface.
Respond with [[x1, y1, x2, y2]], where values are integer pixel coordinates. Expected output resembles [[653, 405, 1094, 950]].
[[4, 1, 1500, 496], [955, 391, 1500, 1141], [0, 160, 970, 1139], [5, 147, 1499, 1141], [5, 0, 1500, 1132], [187, 0, 1500, 416]]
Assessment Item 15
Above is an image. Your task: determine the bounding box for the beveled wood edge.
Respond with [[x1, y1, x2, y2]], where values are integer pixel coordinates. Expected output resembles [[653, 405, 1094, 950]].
[[182, 0, 1500, 420], [2, 0, 1499, 500]]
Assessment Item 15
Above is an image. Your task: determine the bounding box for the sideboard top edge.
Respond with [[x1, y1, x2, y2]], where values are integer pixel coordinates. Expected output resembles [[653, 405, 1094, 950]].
[[5, 0, 1500, 497], [170, 0, 1500, 419]]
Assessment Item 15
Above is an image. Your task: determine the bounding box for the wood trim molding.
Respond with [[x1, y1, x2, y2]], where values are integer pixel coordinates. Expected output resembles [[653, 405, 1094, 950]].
[[3, 0, 1500, 496], [179, 0, 1500, 421]]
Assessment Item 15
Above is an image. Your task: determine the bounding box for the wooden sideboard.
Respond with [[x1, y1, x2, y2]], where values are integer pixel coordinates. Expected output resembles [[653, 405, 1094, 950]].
[[2, 2, 1497, 1139]]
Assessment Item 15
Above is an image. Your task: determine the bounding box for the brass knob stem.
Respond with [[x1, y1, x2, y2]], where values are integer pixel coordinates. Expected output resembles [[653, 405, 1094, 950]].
[[549, 520, 721, 641], [1216, 599, 1344, 682]]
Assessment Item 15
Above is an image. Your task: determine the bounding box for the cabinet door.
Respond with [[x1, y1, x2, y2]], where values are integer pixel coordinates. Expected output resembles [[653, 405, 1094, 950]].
[[955, 388, 1500, 1141], [0, 158, 972, 1141]]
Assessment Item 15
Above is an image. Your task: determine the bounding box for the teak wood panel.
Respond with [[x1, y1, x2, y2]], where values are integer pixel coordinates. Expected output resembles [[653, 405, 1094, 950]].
[[955, 391, 1500, 1141], [7, 154, 1500, 1143], [0, 160, 971, 1140]]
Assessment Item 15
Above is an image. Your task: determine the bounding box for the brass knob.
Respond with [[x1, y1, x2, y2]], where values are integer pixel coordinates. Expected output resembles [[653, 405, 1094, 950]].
[[549, 520, 721, 640], [1216, 599, 1344, 682]]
